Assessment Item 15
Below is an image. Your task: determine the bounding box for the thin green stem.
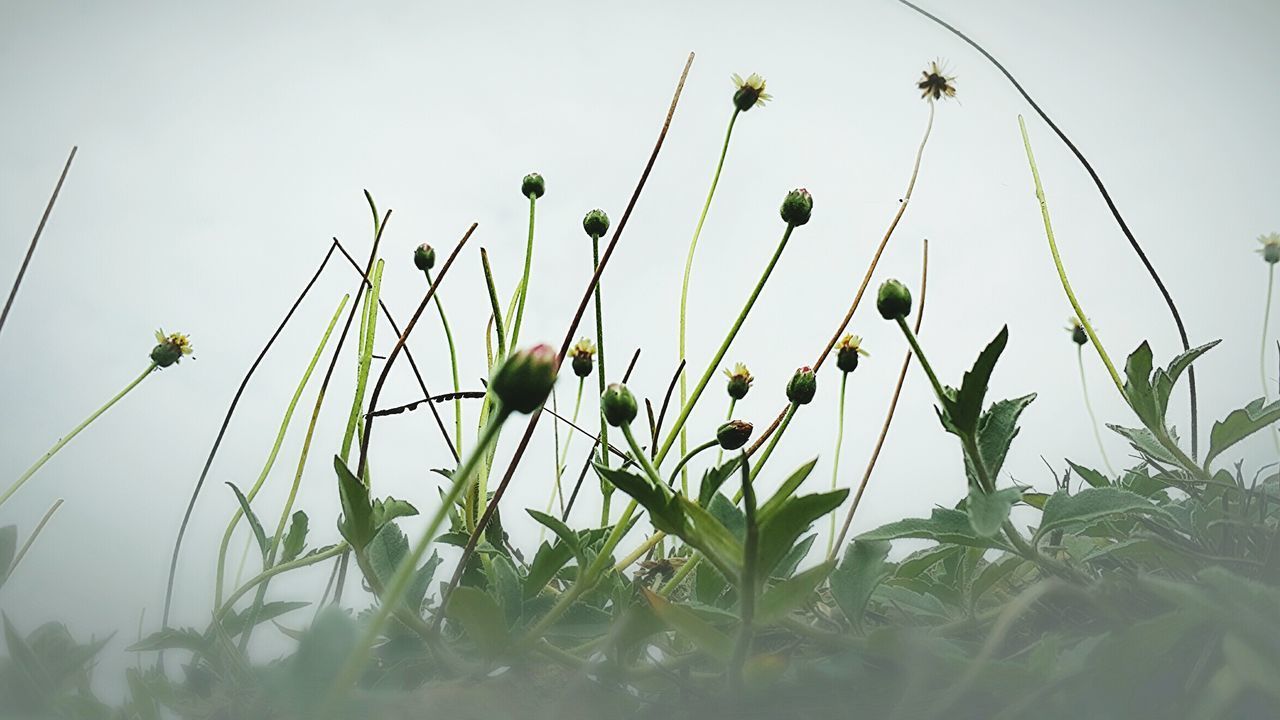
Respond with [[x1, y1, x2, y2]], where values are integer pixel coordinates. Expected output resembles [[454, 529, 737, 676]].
[[426, 268, 464, 455], [341, 260, 383, 463], [215, 295, 347, 605], [667, 438, 719, 488], [746, 404, 797, 487], [1077, 345, 1116, 476], [1019, 117, 1126, 404], [592, 235, 610, 469], [827, 372, 849, 557], [716, 397, 737, 465], [480, 248, 507, 362], [621, 423, 663, 488], [542, 378, 585, 539], [728, 451, 756, 694], [1261, 264, 1279, 453], [508, 194, 537, 349], [1, 363, 155, 509], [330, 407, 511, 699], [656, 224, 796, 467], [1, 498, 63, 587], [895, 317, 946, 401], [679, 109, 742, 494], [215, 541, 347, 619]]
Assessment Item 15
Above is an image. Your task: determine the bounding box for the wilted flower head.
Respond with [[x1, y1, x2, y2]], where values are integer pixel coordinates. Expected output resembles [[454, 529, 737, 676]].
[[151, 330, 194, 368], [724, 362, 754, 400], [1065, 317, 1089, 346], [1258, 232, 1280, 265], [570, 337, 596, 378], [835, 334, 869, 373], [731, 73, 771, 112], [917, 60, 957, 101]]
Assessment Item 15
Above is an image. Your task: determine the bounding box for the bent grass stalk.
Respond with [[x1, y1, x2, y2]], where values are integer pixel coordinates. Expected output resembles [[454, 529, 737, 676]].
[[507, 192, 538, 349], [214, 295, 348, 605], [1, 363, 156, 509], [678, 108, 742, 495]]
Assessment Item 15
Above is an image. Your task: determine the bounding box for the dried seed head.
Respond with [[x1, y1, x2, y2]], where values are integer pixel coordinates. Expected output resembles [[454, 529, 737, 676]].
[[490, 344, 558, 414], [917, 60, 957, 101], [786, 366, 818, 405], [835, 334, 869, 373], [570, 337, 596, 378]]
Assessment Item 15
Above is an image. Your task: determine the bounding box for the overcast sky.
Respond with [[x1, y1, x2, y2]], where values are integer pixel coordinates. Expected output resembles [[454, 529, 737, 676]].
[[2, 0, 1277, 688]]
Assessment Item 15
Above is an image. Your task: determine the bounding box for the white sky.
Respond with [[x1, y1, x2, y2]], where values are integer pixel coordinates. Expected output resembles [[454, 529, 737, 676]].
[[1, 0, 1277, 686]]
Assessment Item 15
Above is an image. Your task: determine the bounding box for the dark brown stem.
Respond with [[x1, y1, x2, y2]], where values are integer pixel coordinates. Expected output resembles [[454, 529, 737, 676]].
[[1, 146, 76, 340], [893, 0, 1198, 456], [652, 359, 687, 458]]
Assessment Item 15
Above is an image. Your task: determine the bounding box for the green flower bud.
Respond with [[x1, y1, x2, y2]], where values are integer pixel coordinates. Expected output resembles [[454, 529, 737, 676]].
[[716, 420, 753, 451], [413, 243, 436, 272], [876, 279, 912, 321], [521, 172, 545, 199], [780, 188, 813, 226], [150, 330, 194, 368], [1071, 325, 1087, 346], [490, 344, 558, 414], [786, 366, 817, 405], [835, 334, 868, 373], [583, 208, 610, 238], [601, 383, 638, 428], [570, 337, 596, 378], [724, 362, 753, 400]]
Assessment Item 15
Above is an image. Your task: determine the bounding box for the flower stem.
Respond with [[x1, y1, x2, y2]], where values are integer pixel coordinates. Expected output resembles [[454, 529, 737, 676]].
[[592, 234, 610, 469], [656, 224, 796, 466], [2, 498, 63, 586], [716, 397, 737, 465], [1, 363, 155, 509], [1261, 263, 1279, 453], [329, 405, 511, 700], [746, 404, 797, 486], [541, 378, 585, 540], [1077, 345, 1116, 476], [728, 451, 756, 695], [507, 194, 537, 350], [667, 438, 719, 488], [679, 109, 742, 493], [426, 268, 464, 455], [827, 372, 849, 557], [480, 248, 507, 362], [621, 423, 664, 488]]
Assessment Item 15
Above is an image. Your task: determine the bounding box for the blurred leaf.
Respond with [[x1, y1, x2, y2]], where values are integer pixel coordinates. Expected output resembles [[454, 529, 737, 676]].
[[642, 589, 732, 663], [859, 508, 1006, 550], [757, 458, 819, 523], [756, 490, 847, 579], [280, 511, 309, 564], [1034, 488, 1171, 543], [491, 554, 522, 626], [334, 455, 374, 551], [3, 614, 52, 701], [527, 510, 584, 567], [969, 555, 1027, 608], [1205, 397, 1280, 468], [0, 525, 15, 578], [225, 482, 268, 560], [127, 628, 207, 654], [756, 561, 834, 625], [772, 533, 816, 580], [895, 545, 959, 579], [830, 540, 891, 628], [366, 522, 408, 590], [445, 586, 507, 657], [966, 486, 1024, 537], [289, 607, 356, 706]]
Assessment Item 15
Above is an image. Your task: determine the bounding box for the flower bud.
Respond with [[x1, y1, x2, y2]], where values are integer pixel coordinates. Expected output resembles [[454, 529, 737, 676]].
[[716, 420, 753, 451], [570, 337, 596, 378], [151, 330, 193, 368], [583, 208, 610, 238], [786, 366, 817, 405], [723, 362, 753, 400], [876, 279, 912, 321], [413, 243, 436, 272], [521, 172, 545, 199], [835, 334, 868, 373], [780, 188, 812, 226], [490, 344, 558, 414], [601, 383, 638, 428]]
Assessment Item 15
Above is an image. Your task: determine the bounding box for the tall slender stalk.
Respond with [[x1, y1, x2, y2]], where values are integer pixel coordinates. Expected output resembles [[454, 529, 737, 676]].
[[827, 372, 849, 556], [678, 109, 742, 492], [1, 498, 63, 587], [542, 378, 585, 537], [425, 267, 464, 455], [508, 191, 538, 349], [1261, 262, 1279, 452], [0, 146, 76, 341], [1, 363, 155, 509], [728, 451, 756, 695], [1077, 345, 1116, 476]]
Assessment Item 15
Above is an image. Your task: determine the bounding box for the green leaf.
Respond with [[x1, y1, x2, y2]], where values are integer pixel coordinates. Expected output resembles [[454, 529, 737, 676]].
[[830, 540, 891, 628], [757, 458, 819, 523], [445, 586, 508, 657], [371, 497, 418, 528], [699, 456, 743, 507], [678, 496, 744, 577], [365, 522, 408, 590], [756, 490, 847, 580], [1205, 397, 1280, 468], [491, 554, 523, 626], [966, 486, 1024, 537], [1034, 488, 1171, 543], [949, 326, 1009, 436], [895, 545, 959, 579], [0, 525, 15, 578], [969, 555, 1027, 608], [334, 455, 374, 551], [1108, 424, 1181, 466], [643, 589, 733, 663], [1122, 342, 1161, 430], [756, 561, 834, 625], [4, 614, 52, 699], [772, 533, 816, 580], [527, 509, 584, 566], [525, 541, 573, 599], [280, 511, 309, 564], [225, 482, 268, 559], [595, 462, 684, 535], [1066, 460, 1111, 489], [975, 394, 1036, 480], [127, 628, 208, 654], [407, 551, 442, 614], [1152, 340, 1220, 418], [289, 607, 356, 705], [859, 507, 1006, 550], [707, 492, 746, 543]]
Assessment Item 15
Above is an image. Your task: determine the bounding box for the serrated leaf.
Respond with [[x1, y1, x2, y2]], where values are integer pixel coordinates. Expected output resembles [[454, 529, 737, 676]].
[[1152, 340, 1220, 418], [1122, 342, 1161, 430], [407, 551, 442, 614], [756, 490, 847, 580], [225, 482, 268, 560], [1108, 425, 1181, 466], [1034, 488, 1171, 543], [949, 326, 1009, 436], [966, 486, 1024, 537], [371, 497, 418, 529], [830, 540, 891, 628], [280, 511, 309, 564], [859, 507, 1006, 550], [642, 589, 733, 663], [1205, 397, 1280, 468], [334, 455, 374, 551], [756, 561, 834, 625], [445, 586, 508, 657], [976, 394, 1036, 480], [366, 522, 408, 590], [1066, 460, 1111, 489], [527, 509, 583, 567], [758, 458, 819, 523]]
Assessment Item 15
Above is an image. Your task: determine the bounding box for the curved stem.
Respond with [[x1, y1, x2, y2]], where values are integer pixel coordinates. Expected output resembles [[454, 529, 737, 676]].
[[1, 498, 63, 587], [895, 317, 946, 401], [426, 268, 464, 455], [827, 372, 849, 557], [508, 195, 537, 350], [215, 295, 347, 605], [480, 248, 507, 362], [621, 423, 663, 488], [1077, 345, 1116, 476], [656, 224, 796, 466], [215, 541, 347, 618], [667, 438, 719, 488], [1, 364, 155, 509], [679, 109, 742, 493]]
